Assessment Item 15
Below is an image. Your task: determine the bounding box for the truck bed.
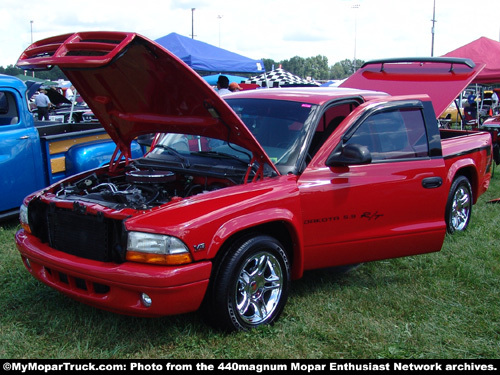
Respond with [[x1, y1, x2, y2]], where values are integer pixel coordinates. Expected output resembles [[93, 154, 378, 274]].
[[35, 121, 105, 138], [35, 121, 111, 181]]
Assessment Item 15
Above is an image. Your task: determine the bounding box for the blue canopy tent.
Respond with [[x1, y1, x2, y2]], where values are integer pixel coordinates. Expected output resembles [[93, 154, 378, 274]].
[[154, 32, 264, 73]]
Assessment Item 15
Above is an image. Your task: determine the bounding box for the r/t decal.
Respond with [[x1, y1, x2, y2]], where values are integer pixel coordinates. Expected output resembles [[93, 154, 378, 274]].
[[360, 211, 384, 220]]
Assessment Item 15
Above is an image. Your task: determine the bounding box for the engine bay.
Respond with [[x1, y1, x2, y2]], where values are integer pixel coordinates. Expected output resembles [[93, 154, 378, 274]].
[[55, 165, 234, 210]]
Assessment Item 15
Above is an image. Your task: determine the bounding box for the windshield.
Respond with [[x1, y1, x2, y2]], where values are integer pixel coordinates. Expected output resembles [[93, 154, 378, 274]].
[[147, 98, 318, 175]]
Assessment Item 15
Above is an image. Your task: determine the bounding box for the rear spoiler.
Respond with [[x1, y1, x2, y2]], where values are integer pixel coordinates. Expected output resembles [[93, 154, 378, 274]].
[[361, 57, 476, 70], [340, 57, 484, 118]]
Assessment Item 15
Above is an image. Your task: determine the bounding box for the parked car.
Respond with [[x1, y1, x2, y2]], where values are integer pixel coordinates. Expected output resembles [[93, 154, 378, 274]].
[[82, 110, 98, 123], [15, 32, 493, 331], [439, 101, 464, 127]]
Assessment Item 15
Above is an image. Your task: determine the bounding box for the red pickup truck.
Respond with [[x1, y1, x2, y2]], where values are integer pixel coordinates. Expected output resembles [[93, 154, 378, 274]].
[[15, 32, 493, 331]]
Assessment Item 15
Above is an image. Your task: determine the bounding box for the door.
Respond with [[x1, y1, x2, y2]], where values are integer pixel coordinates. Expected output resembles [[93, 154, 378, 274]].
[[0, 89, 42, 213], [299, 100, 447, 270]]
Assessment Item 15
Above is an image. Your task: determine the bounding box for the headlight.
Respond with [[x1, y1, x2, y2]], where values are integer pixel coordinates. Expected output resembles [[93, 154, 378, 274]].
[[126, 231, 193, 265], [19, 204, 31, 233]]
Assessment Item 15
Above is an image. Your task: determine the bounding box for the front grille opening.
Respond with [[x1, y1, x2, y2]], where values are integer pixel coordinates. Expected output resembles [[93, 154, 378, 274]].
[[48, 210, 110, 261], [75, 277, 87, 290], [45, 267, 110, 295], [59, 272, 69, 284], [94, 283, 110, 294], [28, 199, 126, 263]]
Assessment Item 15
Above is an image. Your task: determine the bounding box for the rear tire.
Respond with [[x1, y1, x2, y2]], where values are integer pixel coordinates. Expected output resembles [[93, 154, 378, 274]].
[[205, 234, 290, 331], [445, 176, 473, 234]]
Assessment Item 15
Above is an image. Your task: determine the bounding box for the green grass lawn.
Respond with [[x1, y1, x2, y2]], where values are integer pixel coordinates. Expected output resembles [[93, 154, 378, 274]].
[[1, 172, 499, 359]]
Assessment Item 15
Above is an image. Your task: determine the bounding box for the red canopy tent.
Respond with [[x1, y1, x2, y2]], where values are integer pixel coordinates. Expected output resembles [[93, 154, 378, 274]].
[[442, 37, 500, 84]]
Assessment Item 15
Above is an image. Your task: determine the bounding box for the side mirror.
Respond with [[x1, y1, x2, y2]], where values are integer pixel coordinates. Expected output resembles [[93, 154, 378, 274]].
[[326, 143, 372, 167]]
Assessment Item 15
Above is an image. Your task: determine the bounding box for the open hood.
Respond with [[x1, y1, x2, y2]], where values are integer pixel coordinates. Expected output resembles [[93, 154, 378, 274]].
[[45, 87, 71, 105], [16, 31, 276, 171], [340, 58, 485, 117]]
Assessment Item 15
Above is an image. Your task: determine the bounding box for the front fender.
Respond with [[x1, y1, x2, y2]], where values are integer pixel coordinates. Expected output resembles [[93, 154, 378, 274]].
[[208, 207, 305, 279], [125, 175, 306, 278], [209, 208, 296, 252]]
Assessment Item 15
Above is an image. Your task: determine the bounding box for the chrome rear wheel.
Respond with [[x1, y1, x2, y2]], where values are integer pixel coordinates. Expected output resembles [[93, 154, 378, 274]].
[[446, 176, 472, 233]]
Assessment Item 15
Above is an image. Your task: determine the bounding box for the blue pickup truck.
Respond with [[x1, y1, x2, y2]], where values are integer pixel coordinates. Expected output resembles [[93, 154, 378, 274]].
[[0, 74, 143, 220]]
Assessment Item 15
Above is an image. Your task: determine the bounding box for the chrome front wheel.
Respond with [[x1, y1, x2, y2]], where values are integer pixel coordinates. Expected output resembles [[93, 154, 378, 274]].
[[206, 235, 290, 331], [235, 251, 284, 325]]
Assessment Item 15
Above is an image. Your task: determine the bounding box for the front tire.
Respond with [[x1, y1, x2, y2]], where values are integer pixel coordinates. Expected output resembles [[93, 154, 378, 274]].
[[445, 176, 473, 234], [206, 235, 291, 331]]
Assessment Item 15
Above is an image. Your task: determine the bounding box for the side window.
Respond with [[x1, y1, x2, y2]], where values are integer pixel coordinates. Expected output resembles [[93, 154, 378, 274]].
[[0, 91, 20, 126], [0, 92, 8, 114], [309, 102, 358, 157], [346, 108, 428, 161]]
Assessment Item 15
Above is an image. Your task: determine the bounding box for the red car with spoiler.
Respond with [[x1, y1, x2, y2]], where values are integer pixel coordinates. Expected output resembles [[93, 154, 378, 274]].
[[15, 32, 492, 331]]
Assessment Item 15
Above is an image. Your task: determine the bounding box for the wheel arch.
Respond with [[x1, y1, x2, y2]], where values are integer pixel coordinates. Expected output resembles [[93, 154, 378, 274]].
[[446, 162, 479, 204], [209, 217, 304, 282]]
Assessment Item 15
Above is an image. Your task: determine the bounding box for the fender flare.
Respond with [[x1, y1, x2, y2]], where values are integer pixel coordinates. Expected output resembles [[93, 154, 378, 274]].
[[445, 158, 479, 203], [207, 208, 305, 279]]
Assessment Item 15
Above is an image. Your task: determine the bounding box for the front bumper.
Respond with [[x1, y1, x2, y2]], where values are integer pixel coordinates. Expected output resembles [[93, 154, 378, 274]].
[[15, 230, 212, 317]]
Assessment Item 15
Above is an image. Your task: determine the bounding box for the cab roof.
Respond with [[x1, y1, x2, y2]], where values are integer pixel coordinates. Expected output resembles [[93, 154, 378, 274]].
[[221, 86, 389, 105]]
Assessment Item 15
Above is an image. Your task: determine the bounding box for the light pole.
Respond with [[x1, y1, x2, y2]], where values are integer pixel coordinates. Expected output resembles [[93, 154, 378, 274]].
[[30, 20, 34, 77], [431, 0, 437, 56], [218, 15, 223, 47], [191, 8, 195, 39], [352, 4, 360, 72]]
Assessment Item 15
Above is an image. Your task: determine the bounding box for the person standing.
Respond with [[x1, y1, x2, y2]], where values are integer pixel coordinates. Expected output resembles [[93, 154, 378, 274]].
[[34, 89, 52, 121], [65, 85, 75, 101]]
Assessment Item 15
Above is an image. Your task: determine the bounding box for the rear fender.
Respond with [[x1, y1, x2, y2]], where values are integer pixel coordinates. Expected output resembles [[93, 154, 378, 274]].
[[445, 159, 479, 203]]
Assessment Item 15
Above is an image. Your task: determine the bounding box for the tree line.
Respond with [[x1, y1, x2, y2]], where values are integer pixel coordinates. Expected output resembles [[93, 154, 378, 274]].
[[263, 56, 365, 81], [1, 55, 364, 83], [0, 65, 66, 81]]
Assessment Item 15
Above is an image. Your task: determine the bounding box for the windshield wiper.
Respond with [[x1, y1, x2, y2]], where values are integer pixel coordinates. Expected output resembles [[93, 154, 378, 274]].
[[153, 145, 191, 167], [192, 151, 249, 165]]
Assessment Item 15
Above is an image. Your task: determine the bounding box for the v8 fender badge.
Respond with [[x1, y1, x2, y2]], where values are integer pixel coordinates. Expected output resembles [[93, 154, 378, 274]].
[[193, 243, 206, 252]]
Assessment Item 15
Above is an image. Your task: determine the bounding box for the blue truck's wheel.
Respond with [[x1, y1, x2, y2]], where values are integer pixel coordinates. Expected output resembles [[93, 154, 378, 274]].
[[206, 235, 290, 331], [445, 176, 473, 234]]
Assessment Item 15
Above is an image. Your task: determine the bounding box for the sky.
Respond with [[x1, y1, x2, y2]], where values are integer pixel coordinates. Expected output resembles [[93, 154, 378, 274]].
[[1, 0, 499, 69]]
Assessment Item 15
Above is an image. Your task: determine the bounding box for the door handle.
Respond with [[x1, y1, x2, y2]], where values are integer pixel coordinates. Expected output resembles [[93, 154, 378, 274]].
[[422, 177, 443, 189], [19, 135, 30, 140]]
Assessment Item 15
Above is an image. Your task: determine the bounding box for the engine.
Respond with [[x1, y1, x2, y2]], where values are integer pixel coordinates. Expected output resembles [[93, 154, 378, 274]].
[[55, 168, 229, 210]]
